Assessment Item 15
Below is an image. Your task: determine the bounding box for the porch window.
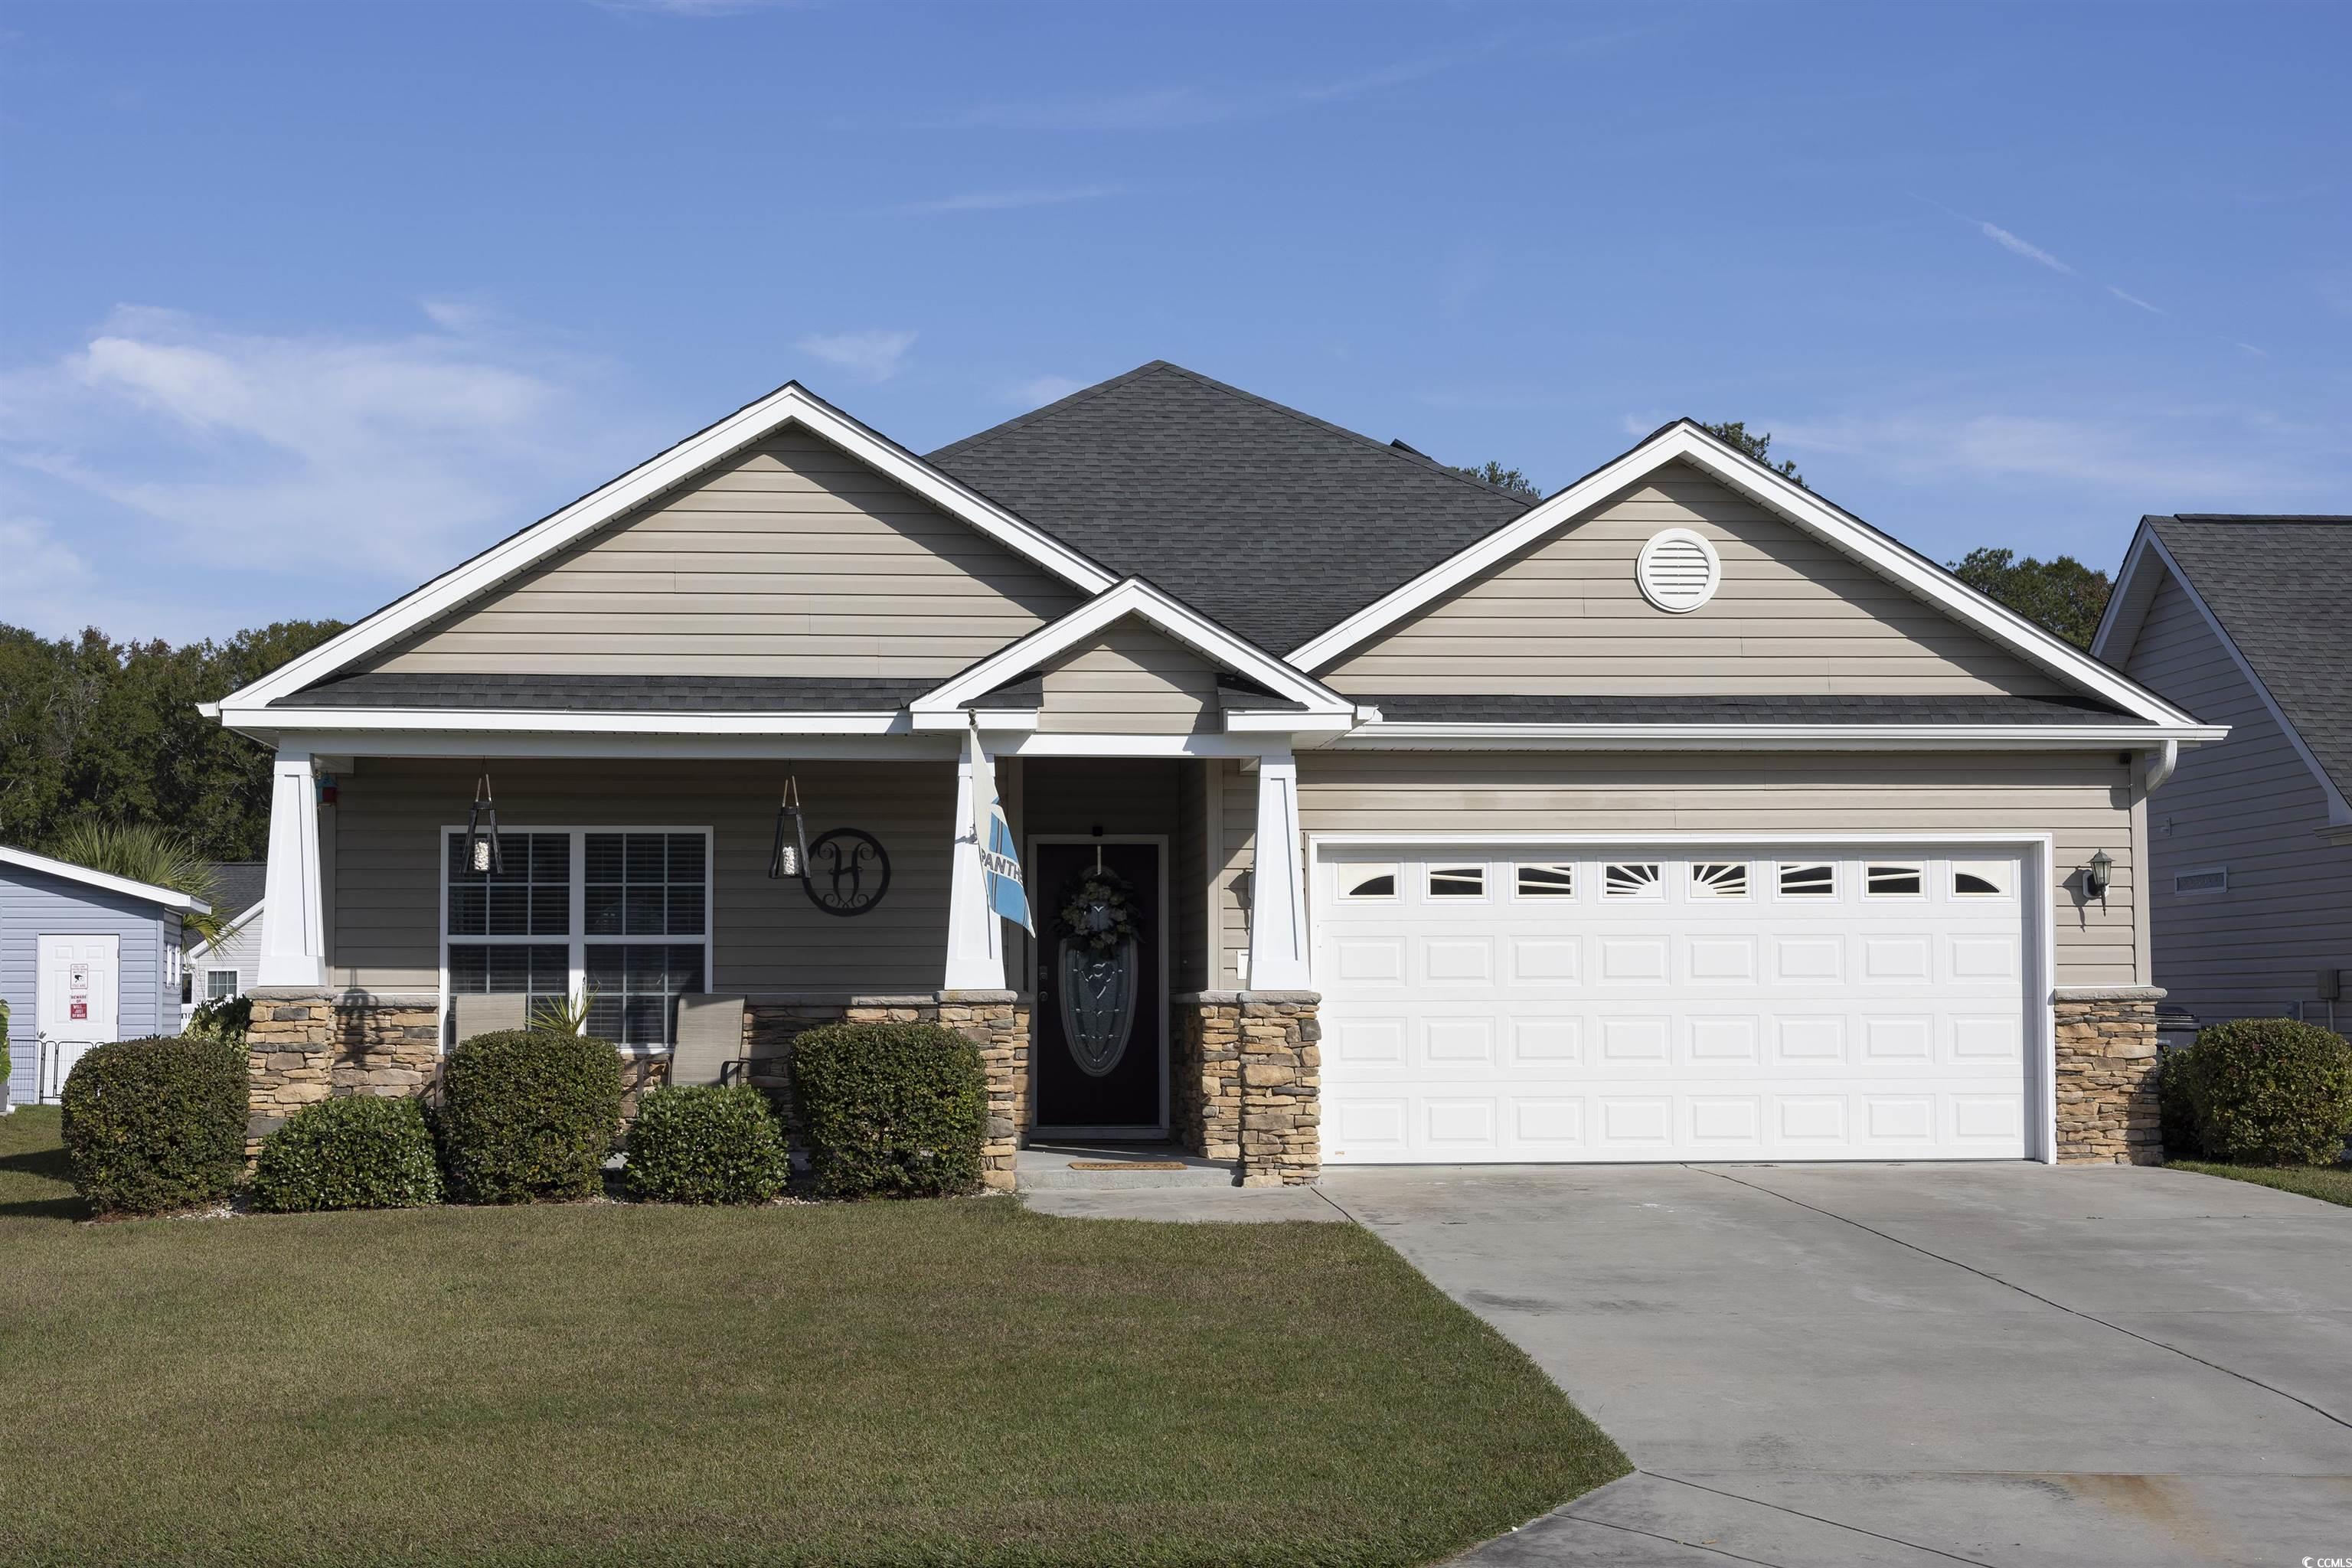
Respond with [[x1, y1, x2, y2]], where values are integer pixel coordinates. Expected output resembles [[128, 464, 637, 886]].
[[443, 827, 711, 1051]]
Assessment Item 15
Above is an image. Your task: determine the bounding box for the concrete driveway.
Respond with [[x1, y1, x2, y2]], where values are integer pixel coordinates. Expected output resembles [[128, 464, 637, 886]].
[[1320, 1163, 2352, 1568]]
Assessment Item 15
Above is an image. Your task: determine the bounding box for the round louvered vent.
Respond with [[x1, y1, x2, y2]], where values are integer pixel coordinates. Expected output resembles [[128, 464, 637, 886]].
[[1635, 528, 1721, 612]]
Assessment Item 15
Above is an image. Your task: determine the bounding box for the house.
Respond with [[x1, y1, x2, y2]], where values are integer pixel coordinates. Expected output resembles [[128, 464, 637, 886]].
[[205, 361, 2223, 1175], [2093, 515, 2352, 1029], [1, 844, 207, 1108], [181, 861, 270, 1025]]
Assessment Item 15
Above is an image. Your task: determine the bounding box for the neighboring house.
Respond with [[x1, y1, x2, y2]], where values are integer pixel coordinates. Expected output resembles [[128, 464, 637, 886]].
[[206, 361, 2221, 1173], [181, 861, 269, 1025], [1, 844, 207, 1108], [2093, 515, 2352, 1028]]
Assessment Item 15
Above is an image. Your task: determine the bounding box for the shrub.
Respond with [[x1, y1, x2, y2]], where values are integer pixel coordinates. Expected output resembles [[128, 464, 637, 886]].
[[625, 1084, 790, 1204], [792, 1022, 985, 1199], [438, 1029, 624, 1203], [251, 1096, 443, 1212], [187, 992, 253, 1044], [2183, 1018, 2352, 1166], [2158, 1044, 2203, 1160], [59, 1034, 247, 1216]]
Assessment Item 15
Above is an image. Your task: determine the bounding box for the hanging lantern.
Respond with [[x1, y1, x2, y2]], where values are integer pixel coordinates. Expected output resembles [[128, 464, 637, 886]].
[[463, 772, 502, 877], [769, 775, 809, 881]]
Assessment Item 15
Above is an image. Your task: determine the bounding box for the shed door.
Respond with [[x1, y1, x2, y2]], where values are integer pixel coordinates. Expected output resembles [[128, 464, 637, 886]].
[[37, 933, 120, 1102], [1316, 847, 2034, 1163]]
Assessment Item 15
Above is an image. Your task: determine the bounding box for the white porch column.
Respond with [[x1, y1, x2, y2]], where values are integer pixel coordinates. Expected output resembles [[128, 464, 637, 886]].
[[1247, 748, 1312, 991], [943, 727, 1005, 991], [256, 743, 326, 988]]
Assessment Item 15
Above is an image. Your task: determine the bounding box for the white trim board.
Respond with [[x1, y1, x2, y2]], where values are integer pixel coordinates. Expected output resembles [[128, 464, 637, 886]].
[[2093, 524, 2350, 830], [1286, 420, 2203, 731], [1332, 721, 2225, 752], [0, 844, 211, 913], [216, 382, 1121, 714], [1305, 829, 2060, 1163], [911, 577, 1355, 725], [188, 899, 265, 962]]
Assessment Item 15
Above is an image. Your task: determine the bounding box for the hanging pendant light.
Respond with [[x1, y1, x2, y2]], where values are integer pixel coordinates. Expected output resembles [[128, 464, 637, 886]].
[[463, 770, 503, 877], [769, 774, 809, 881]]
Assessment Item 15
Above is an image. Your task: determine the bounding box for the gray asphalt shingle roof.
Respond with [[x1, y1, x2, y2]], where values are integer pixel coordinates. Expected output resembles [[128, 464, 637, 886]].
[[2149, 514, 2352, 799], [1361, 694, 2141, 724], [279, 674, 940, 711], [926, 361, 1536, 654], [207, 862, 268, 923]]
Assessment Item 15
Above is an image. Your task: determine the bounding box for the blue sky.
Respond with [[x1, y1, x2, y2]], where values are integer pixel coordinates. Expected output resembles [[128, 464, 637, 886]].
[[2, 0, 2345, 645]]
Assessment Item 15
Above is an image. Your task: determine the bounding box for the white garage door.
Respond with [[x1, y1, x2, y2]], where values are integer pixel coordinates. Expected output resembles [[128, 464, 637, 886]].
[[1316, 846, 2038, 1163]]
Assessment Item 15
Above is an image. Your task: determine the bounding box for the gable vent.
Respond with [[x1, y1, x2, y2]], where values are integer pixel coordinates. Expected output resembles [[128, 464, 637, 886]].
[[1636, 528, 1722, 612]]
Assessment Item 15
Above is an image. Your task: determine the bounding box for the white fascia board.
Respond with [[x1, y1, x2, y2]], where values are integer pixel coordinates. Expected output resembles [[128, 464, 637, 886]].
[[190, 899, 264, 959], [907, 709, 1041, 732], [0, 845, 211, 913], [1222, 710, 1354, 733], [2088, 523, 2160, 663], [218, 384, 1119, 713], [911, 577, 1354, 718], [2127, 532, 2352, 827], [1001, 732, 1299, 759], [1288, 422, 2202, 729], [1333, 722, 2228, 752], [255, 728, 963, 762], [218, 706, 913, 737]]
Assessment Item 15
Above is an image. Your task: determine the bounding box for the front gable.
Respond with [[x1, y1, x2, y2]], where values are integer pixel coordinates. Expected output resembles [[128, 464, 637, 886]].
[[1035, 616, 1226, 734], [366, 427, 1083, 679], [1325, 460, 2064, 697]]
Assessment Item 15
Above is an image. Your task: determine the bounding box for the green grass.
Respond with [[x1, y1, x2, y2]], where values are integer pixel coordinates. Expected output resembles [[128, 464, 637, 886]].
[[0, 1106, 1625, 1567], [2168, 1156, 2352, 1208]]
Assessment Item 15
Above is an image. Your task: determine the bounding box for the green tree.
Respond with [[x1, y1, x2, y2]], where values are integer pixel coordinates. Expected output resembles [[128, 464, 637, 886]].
[[47, 820, 226, 944], [1701, 421, 1803, 487], [0, 619, 345, 860], [1450, 461, 1543, 501], [1946, 548, 2113, 649]]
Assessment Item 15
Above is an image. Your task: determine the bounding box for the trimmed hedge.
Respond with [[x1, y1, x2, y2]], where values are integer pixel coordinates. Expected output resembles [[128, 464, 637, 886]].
[[625, 1084, 790, 1204], [792, 1022, 985, 1198], [2172, 1018, 2352, 1166], [252, 1096, 443, 1212], [59, 1034, 247, 1216], [438, 1030, 624, 1204]]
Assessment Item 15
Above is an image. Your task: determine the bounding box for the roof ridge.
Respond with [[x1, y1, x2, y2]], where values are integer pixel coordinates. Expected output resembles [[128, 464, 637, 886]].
[[2160, 513, 2352, 524]]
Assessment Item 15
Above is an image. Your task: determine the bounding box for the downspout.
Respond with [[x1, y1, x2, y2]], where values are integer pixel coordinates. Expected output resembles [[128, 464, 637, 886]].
[[2142, 738, 2179, 795]]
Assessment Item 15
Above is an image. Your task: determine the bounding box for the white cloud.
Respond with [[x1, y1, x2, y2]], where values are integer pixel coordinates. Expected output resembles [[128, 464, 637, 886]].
[[2106, 286, 2164, 315], [1775, 410, 2303, 497], [0, 302, 657, 628], [1004, 375, 1086, 409], [898, 185, 1123, 215], [795, 329, 917, 384], [1978, 222, 2074, 276]]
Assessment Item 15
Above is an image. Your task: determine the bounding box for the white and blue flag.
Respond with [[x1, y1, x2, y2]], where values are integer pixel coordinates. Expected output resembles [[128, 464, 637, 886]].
[[968, 722, 1033, 934]]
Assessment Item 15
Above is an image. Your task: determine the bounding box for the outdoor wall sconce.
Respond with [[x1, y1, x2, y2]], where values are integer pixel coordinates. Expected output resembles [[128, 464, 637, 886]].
[[2086, 848, 2113, 900], [463, 772, 501, 876], [769, 775, 808, 881]]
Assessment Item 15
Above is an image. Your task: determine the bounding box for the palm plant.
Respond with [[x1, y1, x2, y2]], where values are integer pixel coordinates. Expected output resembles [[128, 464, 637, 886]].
[[528, 989, 598, 1037], [47, 820, 226, 946]]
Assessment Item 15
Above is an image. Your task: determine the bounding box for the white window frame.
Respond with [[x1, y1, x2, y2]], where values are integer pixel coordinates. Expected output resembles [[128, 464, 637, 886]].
[[1775, 861, 1838, 900], [1864, 862, 1927, 900], [204, 967, 240, 1001], [438, 825, 714, 1055], [1339, 864, 1400, 900], [1512, 862, 1578, 900], [1425, 863, 1489, 900], [1603, 861, 1664, 900], [2174, 864, 2229, 896], [1688, 860, 1751, 899], [1952, 859, 2016, 899]]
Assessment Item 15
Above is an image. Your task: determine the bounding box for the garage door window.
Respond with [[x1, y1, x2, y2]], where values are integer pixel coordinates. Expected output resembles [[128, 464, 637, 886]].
[[1515, 863, 1576, 898], [1777, 862, 1836, 897], [1866, 864, 1924, 897], [1690, 861, 1749, 897], [1427, 865, 1485, 897], [1952, 861, 2013, 897], [1342, 866, 1398, 899], [1604, 862, 1662, 899]]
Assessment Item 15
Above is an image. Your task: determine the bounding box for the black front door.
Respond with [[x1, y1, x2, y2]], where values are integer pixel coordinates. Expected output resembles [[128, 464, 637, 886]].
[[1033, 840, 1164, 1132]]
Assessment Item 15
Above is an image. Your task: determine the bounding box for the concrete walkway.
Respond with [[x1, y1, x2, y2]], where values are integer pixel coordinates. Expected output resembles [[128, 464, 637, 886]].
[[1320, 1162, 2352, 1568]]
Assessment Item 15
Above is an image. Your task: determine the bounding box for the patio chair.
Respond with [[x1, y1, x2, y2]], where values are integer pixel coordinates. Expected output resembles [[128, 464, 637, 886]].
[[670, 994, 749, 1087], [451, 991, 528, 1044]]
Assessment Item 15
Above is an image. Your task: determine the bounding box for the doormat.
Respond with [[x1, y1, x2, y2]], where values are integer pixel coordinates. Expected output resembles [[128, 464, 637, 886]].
[[1068, 1161, 1189, 1171]]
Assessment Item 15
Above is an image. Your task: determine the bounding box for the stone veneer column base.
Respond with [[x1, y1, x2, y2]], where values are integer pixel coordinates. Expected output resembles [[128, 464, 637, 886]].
[[244, 991, 443, 1159], [1173, 991, 1319, 1185], [2053, 986, 2164, 1165]]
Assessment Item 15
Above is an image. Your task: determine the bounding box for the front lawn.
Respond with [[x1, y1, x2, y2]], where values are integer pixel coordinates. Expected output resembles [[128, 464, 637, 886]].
[[0, 1106, 1625, 1567], [2168, 1156, 2352, 1208]]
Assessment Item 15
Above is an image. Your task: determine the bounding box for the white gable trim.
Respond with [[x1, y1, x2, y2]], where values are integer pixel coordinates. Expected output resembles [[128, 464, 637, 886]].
[[218, 384, 1121, 711], [190, 898, 265, 961], [911, 578, 1355, 725], [2097, 528, 2352, 828], [0, 845, 210, 913], [1287, 420, 2202, 728]]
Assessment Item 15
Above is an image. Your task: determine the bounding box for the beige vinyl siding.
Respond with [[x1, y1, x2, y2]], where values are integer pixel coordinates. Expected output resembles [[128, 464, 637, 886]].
[[2123, 570, 2352, 1020], [1217, 760, 1256, 987], [1324, 462, 2064, 697], [329, 758, 953, 996], [374, 429, 1080, 677], [1212, 751, 2136, 989], [1174, 761, 1209, 991], [1036, 618, 1222, 734]]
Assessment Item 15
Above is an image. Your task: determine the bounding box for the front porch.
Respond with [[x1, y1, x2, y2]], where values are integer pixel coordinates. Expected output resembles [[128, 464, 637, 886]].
[[243, 749, 1324, 1188]]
